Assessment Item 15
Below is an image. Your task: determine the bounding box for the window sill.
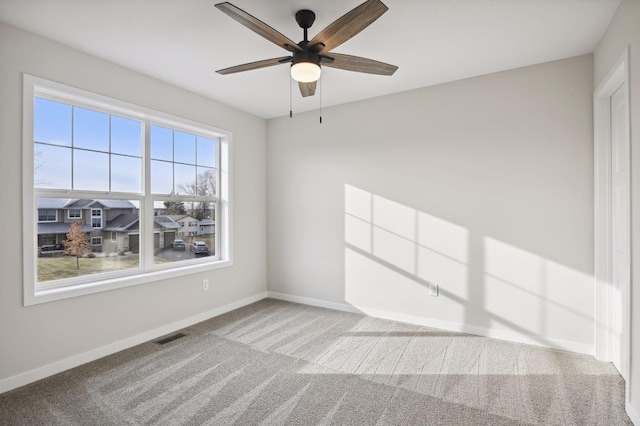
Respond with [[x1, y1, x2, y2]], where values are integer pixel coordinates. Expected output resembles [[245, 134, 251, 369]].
[[24, 259, 233, 306]]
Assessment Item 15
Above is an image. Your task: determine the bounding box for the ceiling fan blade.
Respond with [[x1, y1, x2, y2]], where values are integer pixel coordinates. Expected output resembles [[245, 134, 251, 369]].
[[216, 56, 292, 75], [308, 0, 388, 54], [321, 53, 397, 76], [215, 2, 302, 52], [299, 81, 317, 97]]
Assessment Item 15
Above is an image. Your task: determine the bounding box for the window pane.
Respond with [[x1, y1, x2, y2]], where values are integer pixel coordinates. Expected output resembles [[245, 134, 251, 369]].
[[175, 164, 196, 195], [74, 150, 109, 191], [197, 167, 216, 196], [174, 131, 195, 165], [111, 155, 141, 193], [37, 197, 141, 283], [152, 202, 215, 265], [34, 98, 71, 146], [197, 136, 216, 167], [151, 125, 172, 161], [35, 143, 72, 189], [151, 160, 173, 194], [111, 116, 142, 156], [74, 107, 109, 152]]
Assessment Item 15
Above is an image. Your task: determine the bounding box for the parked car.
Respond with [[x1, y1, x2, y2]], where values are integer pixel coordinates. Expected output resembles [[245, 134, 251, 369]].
[[172, 239, 186, 250], [190, 241, 209, 255]]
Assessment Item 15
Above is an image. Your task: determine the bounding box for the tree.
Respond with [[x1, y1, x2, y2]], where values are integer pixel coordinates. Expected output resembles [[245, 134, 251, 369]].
[[63, 222, 92, 269], [163, 200, 187, 215], [178, 168, 216, 220]]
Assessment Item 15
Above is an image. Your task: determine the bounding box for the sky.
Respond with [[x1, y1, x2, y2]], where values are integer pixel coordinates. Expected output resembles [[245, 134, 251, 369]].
[[34, 97, 217, 195]]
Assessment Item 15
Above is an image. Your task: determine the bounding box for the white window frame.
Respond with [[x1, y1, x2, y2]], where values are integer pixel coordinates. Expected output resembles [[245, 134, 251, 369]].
[[111, 232, 117, 242], [23, 75, 233, 306], [67, 209, 82, 219], [37, 209, 57, 223], [91, 236, 103, 246]]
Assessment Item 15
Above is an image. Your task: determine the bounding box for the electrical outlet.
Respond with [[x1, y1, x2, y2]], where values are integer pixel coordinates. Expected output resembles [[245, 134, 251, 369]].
[[429, 283, 438, 297], [202, 279, 209, 291]]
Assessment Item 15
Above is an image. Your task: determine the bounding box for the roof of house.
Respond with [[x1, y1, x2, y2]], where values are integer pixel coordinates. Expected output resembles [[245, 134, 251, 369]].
[[37, 198, 136, 210], [37, 198, 71, 209], [37, 223, 92, 235], [103, 213, 140, 232], [154, 216, 181, 230], [165, 214, 197, 222], [199, 219, 215, 225], [104, 214, 180, 231]]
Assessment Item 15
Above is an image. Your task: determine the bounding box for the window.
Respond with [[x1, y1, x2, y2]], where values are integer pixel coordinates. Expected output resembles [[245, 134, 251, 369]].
[[150, 125, 218, 266], [40, 235, 56, 246], [38, 209, 57, 222], [178, 221, 185, 227], [91, 209, 103, 228], [67, 209, 82, 219], [189, 221, 198, 227], [24, 75, 232, 305]]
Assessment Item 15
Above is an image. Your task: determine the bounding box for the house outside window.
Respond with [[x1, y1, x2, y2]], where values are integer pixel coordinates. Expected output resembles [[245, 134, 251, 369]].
[[23, 75, 232, 306]]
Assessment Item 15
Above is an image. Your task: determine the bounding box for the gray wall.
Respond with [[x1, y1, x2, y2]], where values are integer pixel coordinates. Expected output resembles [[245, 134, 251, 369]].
[[594, 0, 640, 418], [0, 22, 267, 382], [267, 55, 595, 351]]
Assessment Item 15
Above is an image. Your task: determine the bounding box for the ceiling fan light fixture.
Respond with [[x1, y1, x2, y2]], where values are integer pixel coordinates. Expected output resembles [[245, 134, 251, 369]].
[[291, 61, 321, 82]]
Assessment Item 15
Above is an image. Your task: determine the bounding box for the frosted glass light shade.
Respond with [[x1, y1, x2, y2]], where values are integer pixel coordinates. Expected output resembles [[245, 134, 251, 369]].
[[291, 62, 321, 82]]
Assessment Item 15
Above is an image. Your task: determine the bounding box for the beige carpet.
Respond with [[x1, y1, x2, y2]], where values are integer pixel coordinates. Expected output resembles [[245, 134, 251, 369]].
[[0, 298, 632, 425]]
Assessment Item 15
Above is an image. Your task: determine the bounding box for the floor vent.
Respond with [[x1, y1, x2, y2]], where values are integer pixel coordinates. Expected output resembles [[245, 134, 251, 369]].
[[155, 333, 187, 345]]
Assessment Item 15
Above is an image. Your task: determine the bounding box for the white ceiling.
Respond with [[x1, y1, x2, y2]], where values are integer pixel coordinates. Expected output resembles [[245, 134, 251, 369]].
[[0, 0, 621, 119]]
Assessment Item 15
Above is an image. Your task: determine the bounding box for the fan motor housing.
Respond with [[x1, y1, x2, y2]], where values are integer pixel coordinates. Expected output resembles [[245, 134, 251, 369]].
[[292, 48, 320, 67]]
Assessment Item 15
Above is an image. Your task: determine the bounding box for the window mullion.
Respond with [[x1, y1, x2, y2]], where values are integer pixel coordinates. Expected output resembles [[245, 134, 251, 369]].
[[143, 120, 153, 270]]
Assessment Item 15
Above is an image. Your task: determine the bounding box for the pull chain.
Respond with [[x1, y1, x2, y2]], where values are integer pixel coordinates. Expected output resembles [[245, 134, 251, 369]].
[[289, 75, 293, 118], [319, 75, 322, 124]]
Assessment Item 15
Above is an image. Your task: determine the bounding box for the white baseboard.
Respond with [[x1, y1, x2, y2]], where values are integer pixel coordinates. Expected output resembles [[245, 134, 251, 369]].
[[267, 292, 594, 355], [268, 292, 362, 314], [0, 292, 268, 395], [1, 290, 596, 396], [627, 401, 640, 425]]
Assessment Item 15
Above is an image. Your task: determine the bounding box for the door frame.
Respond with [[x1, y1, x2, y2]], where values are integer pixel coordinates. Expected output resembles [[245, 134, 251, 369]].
[[594, 46, 631, 383]]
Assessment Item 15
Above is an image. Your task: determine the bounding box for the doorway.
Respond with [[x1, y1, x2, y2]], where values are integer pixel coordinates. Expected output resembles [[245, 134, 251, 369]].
[[594, 47, 630, 382]]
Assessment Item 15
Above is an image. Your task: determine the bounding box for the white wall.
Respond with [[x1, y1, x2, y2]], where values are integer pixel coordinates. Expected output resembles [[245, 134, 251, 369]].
[[0, 23, 267, 385], [267, 55, 594, 352], [594, 0, 640, 421]]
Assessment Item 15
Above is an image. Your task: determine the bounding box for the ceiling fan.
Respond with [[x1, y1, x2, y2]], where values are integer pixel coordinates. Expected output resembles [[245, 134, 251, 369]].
[[215, 0, 398, 98]]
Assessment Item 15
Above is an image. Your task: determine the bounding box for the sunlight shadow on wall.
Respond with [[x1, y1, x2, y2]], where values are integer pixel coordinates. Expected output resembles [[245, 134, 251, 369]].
[[343, 184, 595, 351], [344, 184, 469, 322], [484, 237, 593, 341]]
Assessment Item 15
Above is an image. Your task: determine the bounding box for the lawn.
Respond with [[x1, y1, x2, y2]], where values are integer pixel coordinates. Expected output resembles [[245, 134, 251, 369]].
[[38, 255, 141, 282], [37, 238, 213, 282]]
